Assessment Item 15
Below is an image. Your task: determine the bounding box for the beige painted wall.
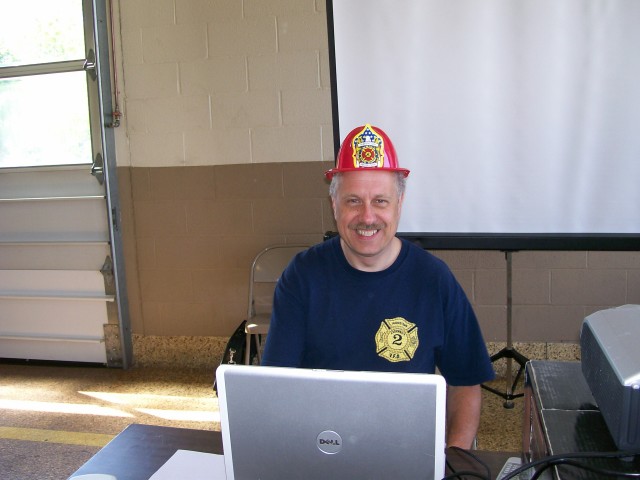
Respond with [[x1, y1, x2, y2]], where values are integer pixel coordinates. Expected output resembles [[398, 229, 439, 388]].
[[112, 0, 640, 353], [118, 161, 335, 338]]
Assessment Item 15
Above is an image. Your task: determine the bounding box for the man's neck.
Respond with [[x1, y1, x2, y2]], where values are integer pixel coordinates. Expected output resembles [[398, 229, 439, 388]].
[[340, 237, 402, 272]]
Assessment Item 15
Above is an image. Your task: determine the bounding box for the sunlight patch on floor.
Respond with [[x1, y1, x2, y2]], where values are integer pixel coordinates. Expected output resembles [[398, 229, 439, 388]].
[[136, 408, 220, 422], [0, 399, 134, 418]]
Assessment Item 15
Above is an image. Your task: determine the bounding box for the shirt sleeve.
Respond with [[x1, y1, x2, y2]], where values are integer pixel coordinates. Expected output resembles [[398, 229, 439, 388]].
[[436, 271, 496, 386]]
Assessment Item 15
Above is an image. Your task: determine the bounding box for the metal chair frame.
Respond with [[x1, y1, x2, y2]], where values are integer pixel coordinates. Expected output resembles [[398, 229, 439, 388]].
[[244, 244, 309, 364]]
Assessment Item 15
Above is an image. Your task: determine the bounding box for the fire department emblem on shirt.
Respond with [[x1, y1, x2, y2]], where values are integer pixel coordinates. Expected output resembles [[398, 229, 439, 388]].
[[351, 124, 384, 169], [375, 317, 419, 363]]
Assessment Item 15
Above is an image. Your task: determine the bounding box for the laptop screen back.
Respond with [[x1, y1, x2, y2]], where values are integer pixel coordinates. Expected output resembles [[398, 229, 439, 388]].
[[216, 365, 446, 480]]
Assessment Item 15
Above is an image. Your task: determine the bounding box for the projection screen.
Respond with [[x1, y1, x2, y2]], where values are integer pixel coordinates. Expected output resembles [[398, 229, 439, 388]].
[[327, 0, 640, 250]]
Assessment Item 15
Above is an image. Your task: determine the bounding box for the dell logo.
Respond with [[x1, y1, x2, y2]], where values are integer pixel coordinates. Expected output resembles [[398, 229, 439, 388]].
[[319, 438, 340, 445], [316, 430, 343, 454]]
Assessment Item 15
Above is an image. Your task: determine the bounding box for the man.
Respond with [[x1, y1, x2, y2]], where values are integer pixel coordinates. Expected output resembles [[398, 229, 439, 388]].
[[262, 124, 495, 449]]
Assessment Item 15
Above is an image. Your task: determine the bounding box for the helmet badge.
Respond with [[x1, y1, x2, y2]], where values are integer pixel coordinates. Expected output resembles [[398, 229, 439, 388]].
[[351, 124, 384, 169]]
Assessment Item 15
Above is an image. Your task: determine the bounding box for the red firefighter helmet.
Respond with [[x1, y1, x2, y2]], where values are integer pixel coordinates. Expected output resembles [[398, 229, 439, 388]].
[[325, 124, 410, 180]]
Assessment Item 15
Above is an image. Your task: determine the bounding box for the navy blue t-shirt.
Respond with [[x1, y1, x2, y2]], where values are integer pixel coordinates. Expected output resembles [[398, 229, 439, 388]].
[[261, 236, 495, 387]]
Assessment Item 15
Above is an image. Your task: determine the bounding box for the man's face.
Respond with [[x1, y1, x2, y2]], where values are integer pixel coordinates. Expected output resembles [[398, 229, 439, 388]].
[[332, 170, 404, 270]]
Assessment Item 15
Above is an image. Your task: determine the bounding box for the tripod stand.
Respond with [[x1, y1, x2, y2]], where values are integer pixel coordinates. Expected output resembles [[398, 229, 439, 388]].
[[481, 251, 529, 408]]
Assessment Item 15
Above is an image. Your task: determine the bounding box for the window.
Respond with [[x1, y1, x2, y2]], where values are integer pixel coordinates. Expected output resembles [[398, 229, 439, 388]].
[[0, 0, 94, 168]]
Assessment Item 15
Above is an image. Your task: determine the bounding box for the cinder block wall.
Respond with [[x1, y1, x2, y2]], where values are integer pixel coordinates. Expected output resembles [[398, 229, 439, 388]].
[[437, 250, 640, 343], [111, 0, 640, 367]]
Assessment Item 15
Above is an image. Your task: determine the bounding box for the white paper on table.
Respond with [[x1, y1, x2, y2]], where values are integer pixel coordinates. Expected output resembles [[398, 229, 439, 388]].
[[148, 449, 226, 480]]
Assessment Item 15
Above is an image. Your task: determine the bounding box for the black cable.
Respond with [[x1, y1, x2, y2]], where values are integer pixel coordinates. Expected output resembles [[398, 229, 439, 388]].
[[500, 450, 640, 480], [441, 470, 489, 480], [442, 460, 480, 480], [445, 459, 460, 479], [531, 457, 640, 480], [444, 448, 640, 480], [443, 446, 491, 480], [555, 458, 640, 478], [453, 446, 491, 480]]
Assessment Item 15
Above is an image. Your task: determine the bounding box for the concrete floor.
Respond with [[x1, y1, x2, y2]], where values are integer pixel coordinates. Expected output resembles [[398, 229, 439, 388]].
[[0, 360, 523, 480], [0, 362, 219, 480]]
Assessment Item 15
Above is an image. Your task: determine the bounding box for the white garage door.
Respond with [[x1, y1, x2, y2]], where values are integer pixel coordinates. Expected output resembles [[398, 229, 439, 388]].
[[0, 0, 131, 366], [0, 168, 112, 363]]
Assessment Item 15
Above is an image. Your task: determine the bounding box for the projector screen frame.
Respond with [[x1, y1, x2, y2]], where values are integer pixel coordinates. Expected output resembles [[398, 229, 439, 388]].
[[326, 0, 640, 252], [398, 233, 640, 251]]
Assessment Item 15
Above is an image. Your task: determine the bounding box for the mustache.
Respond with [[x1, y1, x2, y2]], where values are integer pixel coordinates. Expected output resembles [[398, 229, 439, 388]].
[[349, 223, 384, 230]]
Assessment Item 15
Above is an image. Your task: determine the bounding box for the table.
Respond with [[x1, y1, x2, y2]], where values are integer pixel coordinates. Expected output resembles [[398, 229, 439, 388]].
[[69, 424, 221, 480], [524, 360, 640, 479], [69, 423, 516, 479]]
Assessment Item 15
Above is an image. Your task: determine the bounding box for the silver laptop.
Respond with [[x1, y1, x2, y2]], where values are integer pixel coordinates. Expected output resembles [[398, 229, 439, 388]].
[[216, 365, 447, 480]]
